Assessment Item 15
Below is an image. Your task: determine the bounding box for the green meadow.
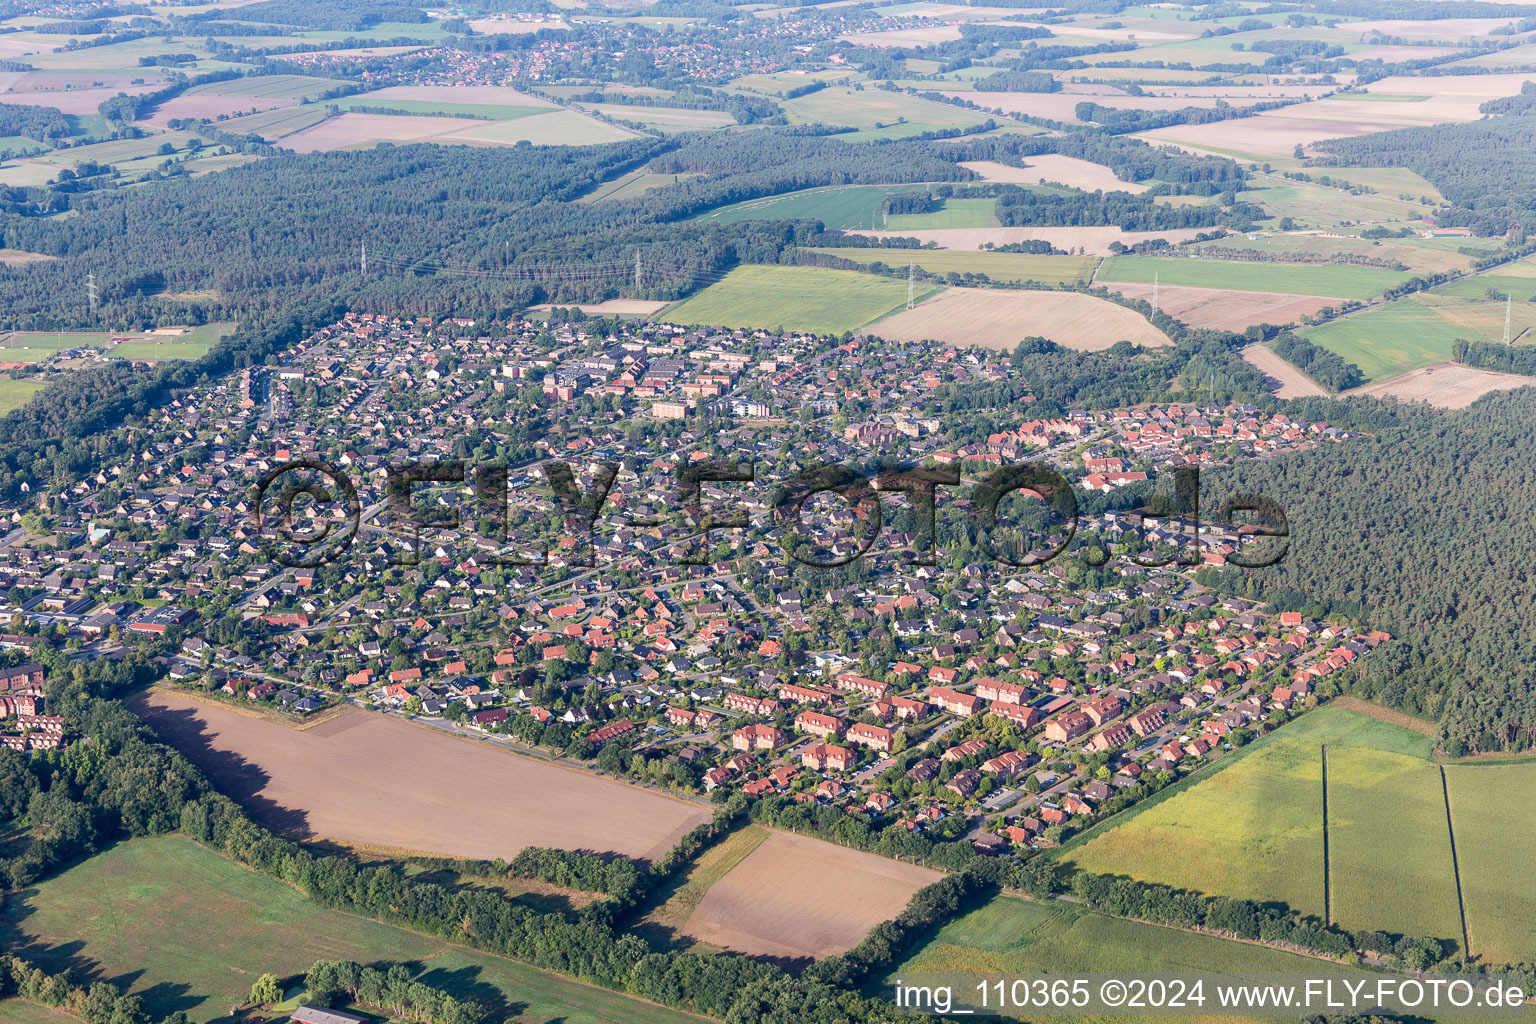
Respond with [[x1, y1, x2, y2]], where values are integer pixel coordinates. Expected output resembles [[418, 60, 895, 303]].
[[661, 264, 937, 334], [0, 836, 697, 1024]]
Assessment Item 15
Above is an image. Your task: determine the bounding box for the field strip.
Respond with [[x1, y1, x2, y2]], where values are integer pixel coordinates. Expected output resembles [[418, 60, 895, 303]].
[[1440, 765, 1472, 957], [1321, 744, 1331, 927]]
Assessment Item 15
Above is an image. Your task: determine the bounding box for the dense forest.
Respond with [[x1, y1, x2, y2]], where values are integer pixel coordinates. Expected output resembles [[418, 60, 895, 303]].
[[0, 128, 1245, 329], [1200, 388, 1536, 753], [0, 101, 69, 142], [1313, 113, 1536, 235], [1270, 331, 1366, 391]]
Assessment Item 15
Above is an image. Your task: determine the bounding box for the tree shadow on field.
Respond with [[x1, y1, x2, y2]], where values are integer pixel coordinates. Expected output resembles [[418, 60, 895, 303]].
[[127, 697, 313, 837], [411, 963, 526, 1023]]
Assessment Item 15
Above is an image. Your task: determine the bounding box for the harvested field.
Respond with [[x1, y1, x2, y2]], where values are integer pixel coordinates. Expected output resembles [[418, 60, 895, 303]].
[[1242, 342, 1328, 398], [590, 103, 734, 127], [1342, 363, 1536, 409], [0, 248, 57, 265], [960, 155, 1143, 192], [1099, 254, 1406, 300], [0, 85, 158, 115], [353, 84, 557, 108], [950, 90, 1227, 123], [682, 830, 940, 960], [182, 73, 343, 99], [784, 87, 978, 130], [217, 105, 329, 140], [849, 225, 1210, 254], [139, 94, 296, 128], [868, 286, 1169, 351], [133, 691, 711, 862], [279, 111, 493, 151], [439, 110, 642, 145], [1139, 73, 1536, 160], [1113, 281, 1334, 332]]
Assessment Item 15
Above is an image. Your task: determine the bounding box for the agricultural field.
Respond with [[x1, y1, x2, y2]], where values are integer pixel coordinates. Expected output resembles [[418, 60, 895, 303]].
[[216, 105, 331, 141], [1184, 231, 1476, 276], [1444, 761, 1536, 964], [0, 835, 697, 1024], [133, 691, 711, 862], [588, 104, 735, 130], [1242, 180, 1434, 231], [635, 823, 772, 950], [661, 265, 934, 334], [578, 168, 694, 203], [0, 1002, 78, 1024], [278, 105, 639, 152], [888, 894, 1360, 1014], [1136, 73, 1536, 161], [1326, 746, 1463, 952], [871, 286, 1169, 350], [961, 155, 1144, 193], [807, 247, 1099, 286], [886, 197, 1000, 230], [1059, 708, 1440, 925], [183, 74, 347, 100], [332, 96, 551, 120], [724, 68, 857, 95], [682, 829, 941, 960], [0, 379, 44, 414], [1098, 255, 1407, 300], [330, 85, 554, 120], [852, 225, 1215, 254], [1344, 364, 1536, 408], [435, 109, 642, 146], [1242, 342, 1329, 398], [782, 87, 983, 132], [1303, 288, 1536, 383], [1113, 282, 1335, 332]]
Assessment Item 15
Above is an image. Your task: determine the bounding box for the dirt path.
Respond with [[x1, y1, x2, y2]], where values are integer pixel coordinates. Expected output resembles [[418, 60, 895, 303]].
[[1241, 343, 1328, 398]]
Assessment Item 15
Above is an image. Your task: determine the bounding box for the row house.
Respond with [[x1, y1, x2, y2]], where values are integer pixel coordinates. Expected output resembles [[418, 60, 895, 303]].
[[835, 672, 890, 699], [975, 677, 1027, 705], [795, 710, 845, 739], [733, 723, 789, 751], [1044, 710, 1093, 744], [723, 692, 779, 716], [930, 686, 983, 717], [802, 743, 854, 772], [846, 722, 894, 752]]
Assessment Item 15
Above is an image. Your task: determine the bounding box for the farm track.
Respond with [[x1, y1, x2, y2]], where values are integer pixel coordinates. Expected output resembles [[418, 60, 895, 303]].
[[1440, 765, 1473, 957], [1320, 744, 1331, 927]]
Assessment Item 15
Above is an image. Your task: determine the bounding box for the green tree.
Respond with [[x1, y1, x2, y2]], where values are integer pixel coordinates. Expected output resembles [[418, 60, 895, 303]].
[[250, 974, 282, 1007]]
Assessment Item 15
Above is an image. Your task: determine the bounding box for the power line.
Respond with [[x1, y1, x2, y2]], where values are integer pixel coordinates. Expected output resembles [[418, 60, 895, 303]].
[[86, 271, 97, 315], [906, 262, 915, 310]]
